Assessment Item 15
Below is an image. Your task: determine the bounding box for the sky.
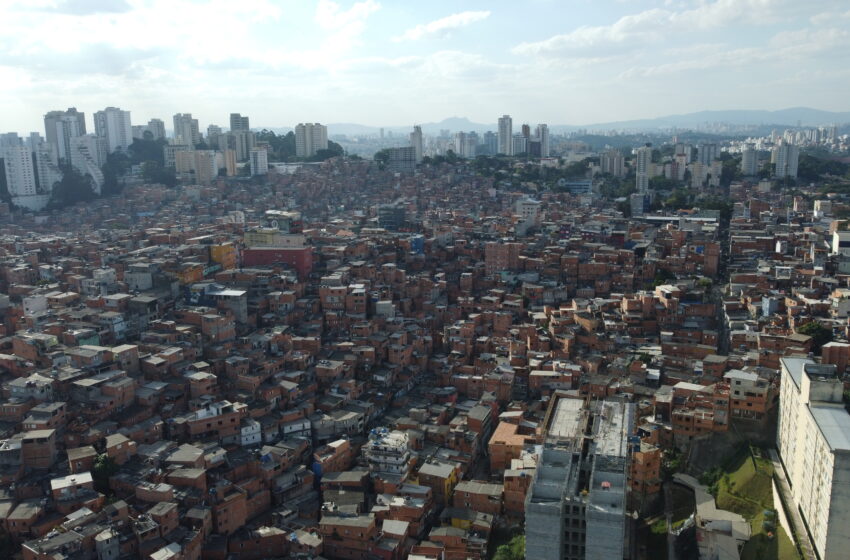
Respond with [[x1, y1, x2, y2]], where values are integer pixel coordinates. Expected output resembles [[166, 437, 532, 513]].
[[1, 0, 849, 132]]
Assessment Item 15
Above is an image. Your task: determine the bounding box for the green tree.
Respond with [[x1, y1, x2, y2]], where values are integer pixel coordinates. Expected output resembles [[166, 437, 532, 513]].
[[101, 151, 130, 195], [49, 166, 97, 208], [493, 534, 525, 560], [796, 321, 833, 353], [141, 161, 177, 187], [373, 149, 391, 169], [128, 137, 167, 166], [92, 454, 118, 494]]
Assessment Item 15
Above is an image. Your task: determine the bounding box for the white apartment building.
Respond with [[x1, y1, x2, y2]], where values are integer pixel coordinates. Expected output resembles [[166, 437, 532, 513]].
[[2, 145, 50, 210], [741, 144, 758, 176], [295, 123, 328, 157], [364, 428, 412, 478], [250, 147, 268, 176], [775, 143, 799, 178], [94, 107, 132, 153], [498, 115, 513, 155], [410, 125, 423, 163], [537, 123, 550, 158], [635, 144, 652, 193], [173, 113, 200, 146], [777, 357, 850, 560], [70, 135, 106, 194]]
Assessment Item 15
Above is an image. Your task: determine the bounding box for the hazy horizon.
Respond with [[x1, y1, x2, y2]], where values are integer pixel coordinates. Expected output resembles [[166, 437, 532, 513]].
[[2, 0, 849, 132]]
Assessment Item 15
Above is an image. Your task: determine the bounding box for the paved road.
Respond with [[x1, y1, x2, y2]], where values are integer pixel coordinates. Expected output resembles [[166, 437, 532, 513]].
[[767, 449, 816, 560]]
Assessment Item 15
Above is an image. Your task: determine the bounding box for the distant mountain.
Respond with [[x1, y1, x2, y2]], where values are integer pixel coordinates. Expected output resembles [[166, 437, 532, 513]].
[[259, 107, 850, 137], [326, 117, 493, 137], [552, 107, 850, 133]]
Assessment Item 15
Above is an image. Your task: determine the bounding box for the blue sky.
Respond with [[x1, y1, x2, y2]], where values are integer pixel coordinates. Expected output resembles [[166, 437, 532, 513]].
[[1, 0, 848, 132]]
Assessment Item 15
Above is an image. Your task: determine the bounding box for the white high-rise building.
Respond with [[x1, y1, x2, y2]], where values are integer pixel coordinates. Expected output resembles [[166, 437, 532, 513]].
[[294, 123, 328, 157], [34, 143, 62, 194], [0, 133, 21, 148], [70, 135, 106, 194], [206, 125, 223, 148], [777, 357, 850, 560], [410, 126, 423, 163], [635, 144, 652, 193], [94, 107, 132, 153], [250, 147, 268, 176], [741, 144, 758, 176], [498, 115, 513, 155], [54, 116, 85, 162], [600, 150, 625, 177], [230, 113, 250, 132], [512, 134, 527, 156], [44, 108, 86, 158], [148, 119, 166, 140], [27, 133, 43, 152], [3, 146, 37, 197], [774, 143, 799, 178], [696, 143, 718, 166], [173, 113, 201, 146], [536, 124, 550, 158]]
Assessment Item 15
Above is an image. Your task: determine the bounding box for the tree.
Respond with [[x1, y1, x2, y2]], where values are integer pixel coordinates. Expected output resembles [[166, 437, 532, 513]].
[[493, 535, 525, 560], [102, 151, 130, 195], [796, 321, 833, 353], [128, 137, 167, 166], [92, 454, 118, 494], [49, 166, 97, 208], [141, 161, 177, 187]]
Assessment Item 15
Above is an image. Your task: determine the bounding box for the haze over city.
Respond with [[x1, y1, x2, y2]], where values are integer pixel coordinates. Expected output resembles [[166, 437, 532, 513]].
[[1, 0, 849, 130], [1, 2, 850, 560]]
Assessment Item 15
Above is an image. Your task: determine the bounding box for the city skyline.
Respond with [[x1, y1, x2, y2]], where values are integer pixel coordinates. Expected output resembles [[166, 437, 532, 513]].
[[1, 1, 849, 132]]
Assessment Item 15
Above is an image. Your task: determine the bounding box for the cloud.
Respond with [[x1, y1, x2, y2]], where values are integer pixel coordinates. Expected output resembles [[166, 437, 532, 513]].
[[42, 0, 133, 15], [513, 8, 669, 55], [394, 10, 490, 42], [512, 0, 817, 56]]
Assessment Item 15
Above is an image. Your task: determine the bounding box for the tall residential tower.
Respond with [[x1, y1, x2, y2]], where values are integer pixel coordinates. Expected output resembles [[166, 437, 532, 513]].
[[498, 115, 513, 155]]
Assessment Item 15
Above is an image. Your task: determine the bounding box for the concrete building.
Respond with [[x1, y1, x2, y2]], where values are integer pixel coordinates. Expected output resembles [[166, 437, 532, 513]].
[[498, 115, 513, 156], [173, 113, 200, 146], [132, 118, 166, 141], [34, 143, 62, 195], [385, 147, 416, 174], [600, 150, 625, 177], [93, 107, 132, 153], [537, 124, 550, 158], [175, 150, 218, 184], [53, 115, 86, 163], [777, 357, 850, 560], [410, 125, 423, 163], [229, 113, 250, 132], [377, 203, 406, 230], [2, 145, 50, 211], [512, 134, 527, 156], [70, 135, 106, 194], [774, 142, 799, 178], [250, 147, 269, 176], [741, 144, 758, 176], [364, 428, 413, 479], [696, 143, 718, 166], [295, 123, 328, 158], [635, 144, 652, 193], [218, 130, 256, 161], [44, 108, 86, 160], [525, 396, 634, 560]]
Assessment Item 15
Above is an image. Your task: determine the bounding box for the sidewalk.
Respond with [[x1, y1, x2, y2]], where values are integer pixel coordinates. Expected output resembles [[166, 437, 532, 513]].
[[767, 448, 815, 560]]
